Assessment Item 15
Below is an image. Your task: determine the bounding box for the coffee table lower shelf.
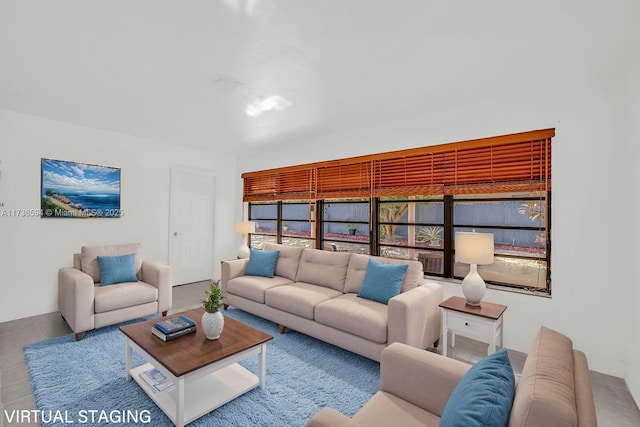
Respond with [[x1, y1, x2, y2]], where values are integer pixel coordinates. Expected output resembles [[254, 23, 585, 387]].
[[130, 362, 259, 426]]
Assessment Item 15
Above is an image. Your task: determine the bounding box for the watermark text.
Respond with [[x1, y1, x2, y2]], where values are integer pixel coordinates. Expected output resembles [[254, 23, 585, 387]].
[[3, 409, 151, 424]]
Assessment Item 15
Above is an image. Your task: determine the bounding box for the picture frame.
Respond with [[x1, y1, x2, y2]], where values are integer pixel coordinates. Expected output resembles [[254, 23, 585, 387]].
[[41, 158, 122, 218]]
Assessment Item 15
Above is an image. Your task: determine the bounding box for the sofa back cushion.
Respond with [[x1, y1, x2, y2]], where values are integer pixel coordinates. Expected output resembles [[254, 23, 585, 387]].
[[344, 254, 423, 294], [263, 243, 303, 281], [80, 243, 143, 283], [509, 327, 577, 427], [296, 248, 351, 291]]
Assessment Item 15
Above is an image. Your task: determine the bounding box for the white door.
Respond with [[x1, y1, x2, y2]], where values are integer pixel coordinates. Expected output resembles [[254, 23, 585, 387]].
[[169, 166, 216, 285]]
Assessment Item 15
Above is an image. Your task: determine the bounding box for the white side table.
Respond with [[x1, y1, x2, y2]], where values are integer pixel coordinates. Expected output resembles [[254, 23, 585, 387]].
[[439, 296, 507, 357]]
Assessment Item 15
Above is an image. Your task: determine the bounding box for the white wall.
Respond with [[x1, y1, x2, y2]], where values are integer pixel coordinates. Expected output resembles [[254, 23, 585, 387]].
[[626, 46, 640, 405], [0, 110, 239, 323], [236, 35, 634, 381]]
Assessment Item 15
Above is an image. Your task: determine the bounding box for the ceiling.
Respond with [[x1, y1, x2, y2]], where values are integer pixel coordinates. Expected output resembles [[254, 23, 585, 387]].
[[0, 1, 634, 155]]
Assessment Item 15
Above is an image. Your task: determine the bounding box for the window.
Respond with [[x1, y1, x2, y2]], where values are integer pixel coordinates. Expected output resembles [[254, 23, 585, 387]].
[[453, 193, 548, 290], [244, 129, 553, 295], [248, 202, 277, 249], [320, 199, 370, 253], [374, 192, 549, 291], [282, 201, 314, 248], [378, 196, 445, 274], [249, 201, 315, 249]]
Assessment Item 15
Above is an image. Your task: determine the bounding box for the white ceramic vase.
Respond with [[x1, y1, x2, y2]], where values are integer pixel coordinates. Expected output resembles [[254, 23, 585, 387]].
[[202, 311, 224, 340]]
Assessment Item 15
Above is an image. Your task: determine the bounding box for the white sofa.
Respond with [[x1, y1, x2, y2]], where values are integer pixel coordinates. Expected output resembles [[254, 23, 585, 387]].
[[221, 243, 442, 361], [58, 243, 172, 340]]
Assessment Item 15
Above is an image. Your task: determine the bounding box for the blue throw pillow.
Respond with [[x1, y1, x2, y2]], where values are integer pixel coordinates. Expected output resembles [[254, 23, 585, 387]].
[[440, 349, 515, 427], [357, 259, 408, 304], [244, 249, 280, 278], [97, 253, 138, 286]]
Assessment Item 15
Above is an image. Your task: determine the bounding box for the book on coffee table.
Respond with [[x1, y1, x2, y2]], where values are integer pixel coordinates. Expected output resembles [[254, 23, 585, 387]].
[[153, 315, 196, 334], [152, 325, 196, 341], [139, 367, 174, 393]]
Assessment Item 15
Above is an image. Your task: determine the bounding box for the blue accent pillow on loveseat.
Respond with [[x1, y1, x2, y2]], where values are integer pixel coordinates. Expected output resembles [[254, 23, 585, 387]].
[[440, 348, 515, 427]]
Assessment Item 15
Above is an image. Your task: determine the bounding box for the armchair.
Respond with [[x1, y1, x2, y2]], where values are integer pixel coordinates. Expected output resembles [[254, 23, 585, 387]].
[[58, 243, 172, 340]]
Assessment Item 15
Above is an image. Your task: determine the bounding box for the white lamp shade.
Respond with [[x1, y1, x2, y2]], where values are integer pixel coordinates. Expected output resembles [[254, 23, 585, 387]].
[[455, 232, 494, 265], [234, 221, 256, 234]]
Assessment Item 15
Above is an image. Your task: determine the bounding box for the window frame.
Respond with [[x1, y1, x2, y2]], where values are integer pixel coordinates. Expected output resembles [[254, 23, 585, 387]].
[[249, 190, 551, 295]]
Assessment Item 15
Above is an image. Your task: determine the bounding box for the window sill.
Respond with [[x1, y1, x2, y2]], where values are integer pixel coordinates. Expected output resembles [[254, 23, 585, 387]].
[[422, 275, 551, 299]]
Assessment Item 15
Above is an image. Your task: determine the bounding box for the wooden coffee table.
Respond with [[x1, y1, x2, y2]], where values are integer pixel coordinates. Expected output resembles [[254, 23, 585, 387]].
[[120, 307, 273, 427]]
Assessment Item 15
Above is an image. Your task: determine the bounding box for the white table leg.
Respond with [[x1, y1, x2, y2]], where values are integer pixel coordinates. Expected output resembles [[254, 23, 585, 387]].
[[259, 343, 267, 388], [125, 339, 132, 381], [176, 377, 185, 427], [441, 310, 448, 357], [489, 329, 497, 355]]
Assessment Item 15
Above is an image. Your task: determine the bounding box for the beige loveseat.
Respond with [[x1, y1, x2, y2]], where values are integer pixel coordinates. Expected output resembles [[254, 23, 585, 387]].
[[221, 243, 442, 362], [307, 326, 597, 427], [58, 243, 172, 340]]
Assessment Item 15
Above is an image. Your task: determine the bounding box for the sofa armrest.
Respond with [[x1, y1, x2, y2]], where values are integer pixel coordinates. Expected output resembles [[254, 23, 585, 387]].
[[58, 267, 95, 334], [388, 282, 442, 349], [380, 342, 470, 416], [221, 258, 249, 294], [574, 350, 598, 427], [141, 260, 172, 313], [305, 407, 361, 427]]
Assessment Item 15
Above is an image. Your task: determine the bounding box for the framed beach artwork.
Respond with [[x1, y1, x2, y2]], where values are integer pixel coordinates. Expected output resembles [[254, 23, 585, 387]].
[[41, 158, 122, 218]]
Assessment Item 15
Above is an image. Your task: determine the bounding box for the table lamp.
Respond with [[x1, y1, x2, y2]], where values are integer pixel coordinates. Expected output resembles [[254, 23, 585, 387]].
[[234, 221, 256, 258], [455, 231, 494, 306]]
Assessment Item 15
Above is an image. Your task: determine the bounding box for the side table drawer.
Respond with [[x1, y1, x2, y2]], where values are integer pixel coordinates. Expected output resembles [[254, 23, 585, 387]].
[[447, 312, 491, 340]]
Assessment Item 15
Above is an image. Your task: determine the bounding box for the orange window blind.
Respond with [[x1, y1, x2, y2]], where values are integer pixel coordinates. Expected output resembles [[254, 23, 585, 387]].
[[242, 128, 553, 202]]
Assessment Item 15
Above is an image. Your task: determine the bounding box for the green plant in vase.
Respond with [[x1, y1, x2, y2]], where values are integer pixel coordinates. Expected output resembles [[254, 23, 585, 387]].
[[202, 280, 224, 313], [201, 280, 225, 339]]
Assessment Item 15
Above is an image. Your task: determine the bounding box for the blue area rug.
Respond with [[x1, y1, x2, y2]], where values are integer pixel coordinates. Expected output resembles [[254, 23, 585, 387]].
[[23, 308, 379, 426]]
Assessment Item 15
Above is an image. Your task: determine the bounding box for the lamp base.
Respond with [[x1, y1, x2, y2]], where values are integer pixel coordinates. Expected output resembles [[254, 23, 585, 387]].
[[237, 235, 250, 259], [461, 264, 486, 306]]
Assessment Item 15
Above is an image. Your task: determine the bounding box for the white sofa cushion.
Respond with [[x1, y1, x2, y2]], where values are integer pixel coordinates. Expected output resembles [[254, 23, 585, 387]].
[[315, 293, 388, 344], [264, 242, 304, 281], [94, 281, 157, 313], [353, 392, 441, 427], [227, 275, 293, 304], [265, 283, 343, 320], [344, 254, 423, 294], [81, 243, 143, 283], [296, 249, 351, 291]]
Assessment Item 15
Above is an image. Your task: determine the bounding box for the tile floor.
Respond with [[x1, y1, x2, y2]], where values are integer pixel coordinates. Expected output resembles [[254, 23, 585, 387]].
[[1, 281, 639, 427]]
